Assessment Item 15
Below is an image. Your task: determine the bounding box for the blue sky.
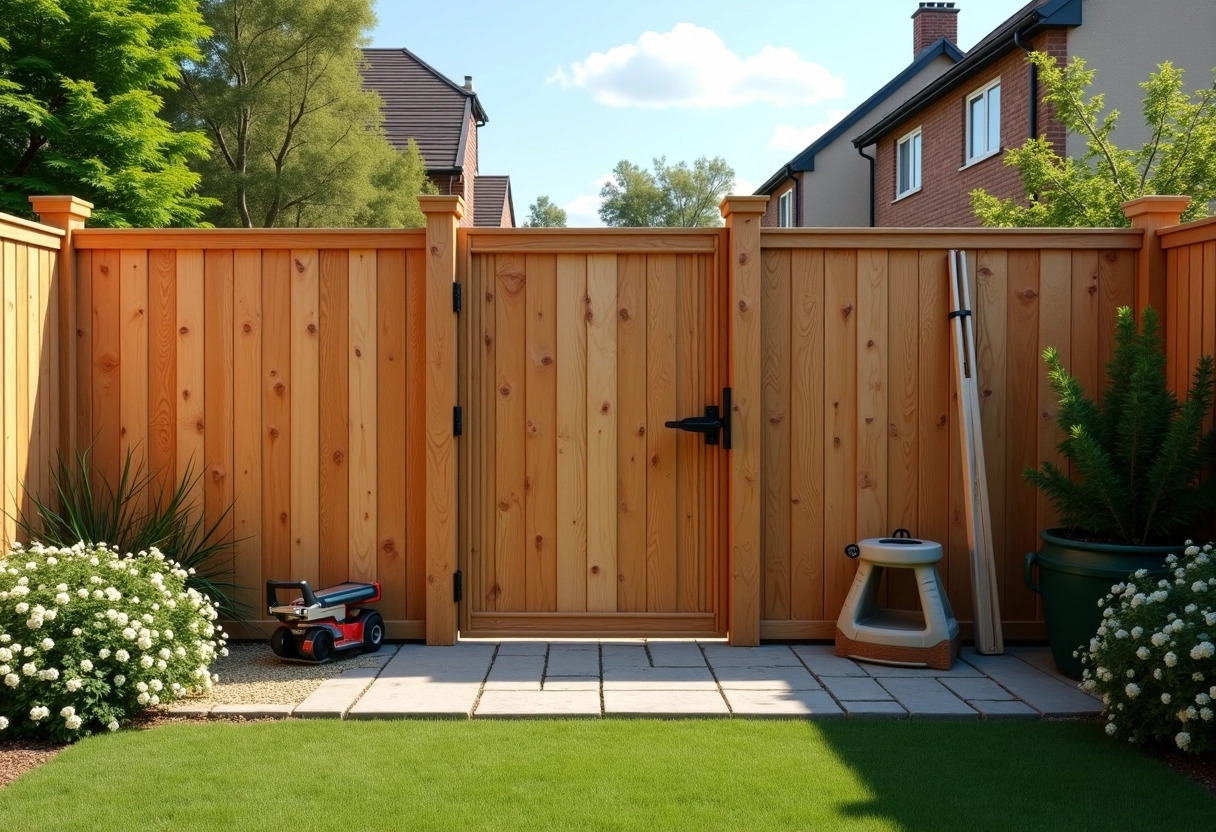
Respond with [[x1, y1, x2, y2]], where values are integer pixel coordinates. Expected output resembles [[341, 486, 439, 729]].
[[370, 0, 1031, 225]]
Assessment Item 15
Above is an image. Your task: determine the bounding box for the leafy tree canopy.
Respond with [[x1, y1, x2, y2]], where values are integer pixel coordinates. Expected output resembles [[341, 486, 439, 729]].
[[523, 194, 566, 227], [173, 0, 433, 228], [0, 0, 216, 227], [599, 156, 735, 227], [973, 53, 1216, 228]]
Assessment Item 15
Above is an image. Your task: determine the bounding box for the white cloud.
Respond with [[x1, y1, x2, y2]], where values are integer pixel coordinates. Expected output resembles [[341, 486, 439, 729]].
[[563, 173, 614, 227], [549, 23, 845, 109], [731, 175, 758, 197], [768, 109, 850, 151]]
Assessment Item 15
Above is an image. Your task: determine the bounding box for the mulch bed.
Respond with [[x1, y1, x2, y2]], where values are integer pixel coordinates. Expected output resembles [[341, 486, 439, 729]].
[[0, 741, 64, 790]]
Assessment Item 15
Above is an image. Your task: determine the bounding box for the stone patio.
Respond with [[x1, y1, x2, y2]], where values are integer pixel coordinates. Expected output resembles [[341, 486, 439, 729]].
[[171, 641, 1103, 721]]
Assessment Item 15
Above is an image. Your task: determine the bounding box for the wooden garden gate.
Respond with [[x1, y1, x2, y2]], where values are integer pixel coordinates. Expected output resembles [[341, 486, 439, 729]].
[[457, 230, 730, 637]]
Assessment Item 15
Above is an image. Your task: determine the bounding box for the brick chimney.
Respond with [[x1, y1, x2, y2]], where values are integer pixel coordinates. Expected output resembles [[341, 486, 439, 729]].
[[912, 2, 959, 57], [464, 75, 474, 92]]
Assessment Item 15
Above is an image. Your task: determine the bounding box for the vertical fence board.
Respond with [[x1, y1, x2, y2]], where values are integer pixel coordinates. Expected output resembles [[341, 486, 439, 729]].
[[646, 254, 678, 612], [404, 249, 428, 621], [148, 251, 176, 498], [76, 250, 92, 460], [916, 250, 950, 607], [376, 249, 408, 622], [261, 251, 291, 593], [856, 250, 889, 546], [616, 254, 647, 611], [524, 253, 557, 610], [495, 253, 527, 610], [90, 251, 120, 490], [1005, 250, 1040, 622], [789, 250, 824, 621], [318, 251, 349, 588], [1205, 242, 1216, 433], [289, 250, 320, 585], [555, 255, 588, 611], [232, 250, 262, 616], [348, 249, 378, 583], [476, 255, 499, 612], [119, 250, 148, 496], [1038, 251, 1072, 534], [203, 250, 235, 593], [175, 251, 205, 505], [975, 250, 1007, 619], [675, 254, 701, 613], [885, 250, 919, 609], [761, 249, 791, 620], [823, 249, 858, 614], [586, 253, 618, 612]]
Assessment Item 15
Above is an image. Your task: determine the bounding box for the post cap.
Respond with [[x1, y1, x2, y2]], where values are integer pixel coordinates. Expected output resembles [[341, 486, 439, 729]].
[[1121, 195, 1191, 221], [719, 195, 770, 218], [28, 195, 94, 221], [417, 195, 466, 221]]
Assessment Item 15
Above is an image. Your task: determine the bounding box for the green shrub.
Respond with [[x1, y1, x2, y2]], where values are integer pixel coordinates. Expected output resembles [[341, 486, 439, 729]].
[[1082, 542, 1216, 753], [0, 542, 227, 742], [1024, 306, 1216, 545], [18, 449, 244, 620]]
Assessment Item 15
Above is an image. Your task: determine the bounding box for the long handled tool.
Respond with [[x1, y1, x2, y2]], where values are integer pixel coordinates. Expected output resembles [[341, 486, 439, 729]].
[[948, 250, 1003, 654]]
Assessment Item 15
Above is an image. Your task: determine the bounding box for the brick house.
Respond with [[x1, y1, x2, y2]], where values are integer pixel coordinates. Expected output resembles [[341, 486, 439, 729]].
[[852, 0, 1216, 227], [757, 3, 963, 227], [361, 47, 514, 227]]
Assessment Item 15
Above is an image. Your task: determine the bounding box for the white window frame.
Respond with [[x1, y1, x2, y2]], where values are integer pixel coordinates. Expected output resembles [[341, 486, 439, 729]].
[[963, 78, 1002, 167], [895, 127, 922, 201], [777, 190, 794, 227]]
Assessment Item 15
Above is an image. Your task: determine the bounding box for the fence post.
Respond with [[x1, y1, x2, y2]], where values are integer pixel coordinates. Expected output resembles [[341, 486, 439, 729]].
[[419, 195, 465, 646], [27, 196, 93, 457], [1122, 195, 1190, 326], [720, 195, 768, 646]]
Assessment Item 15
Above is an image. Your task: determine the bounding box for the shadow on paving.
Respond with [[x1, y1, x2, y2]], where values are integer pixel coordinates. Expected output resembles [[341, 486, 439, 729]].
[[812, 721, 1215, 832]]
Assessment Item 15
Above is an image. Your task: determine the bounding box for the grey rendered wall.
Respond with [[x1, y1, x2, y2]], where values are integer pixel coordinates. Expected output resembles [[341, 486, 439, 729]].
[[804, 53, 957, 226], [1065, 0, 1215, 159]]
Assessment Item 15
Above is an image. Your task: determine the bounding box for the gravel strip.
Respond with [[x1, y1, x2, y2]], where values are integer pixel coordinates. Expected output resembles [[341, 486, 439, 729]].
[[176, 642, 395, 706]]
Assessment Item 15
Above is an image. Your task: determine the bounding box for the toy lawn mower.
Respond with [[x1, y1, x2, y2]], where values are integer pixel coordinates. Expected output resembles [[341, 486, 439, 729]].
[[266, 579, 385, 662]]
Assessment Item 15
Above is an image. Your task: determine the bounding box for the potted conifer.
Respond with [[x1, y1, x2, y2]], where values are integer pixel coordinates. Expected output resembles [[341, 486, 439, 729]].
[[1024, 305, 1215, 679]]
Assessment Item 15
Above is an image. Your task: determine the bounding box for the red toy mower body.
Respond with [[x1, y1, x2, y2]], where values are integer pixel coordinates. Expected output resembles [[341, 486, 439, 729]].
[[266, 580, 385, 662]]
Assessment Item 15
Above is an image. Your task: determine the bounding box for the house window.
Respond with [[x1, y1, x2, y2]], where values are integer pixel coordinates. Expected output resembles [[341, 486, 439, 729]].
[[965, 79, 1001, 163], [896, 128, 922, 199], [778, 190, 794, 227]]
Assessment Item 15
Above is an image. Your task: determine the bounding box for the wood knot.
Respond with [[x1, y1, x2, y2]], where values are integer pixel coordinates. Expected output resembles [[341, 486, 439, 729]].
[[792, 498, 801, 505], [619, 307, 631, 321], [307, 323, 317, 334], [195, 419, 204, 433], [527, 421, 538, 437], [274, 381, 286, 394], [1104, 250, 1118, 262], [866, 339, 874, 348], [865, 417, 873, 424], [77, 329, 84, 337], [1088, 284, 1098, 295], [333, 450, 344, 464], [500, 384, 511, 397], [979, 267, 993, 277], [498, 500, 510, 511], [859, 473, 875, 489], [485, 291, 494, 302], [381, 539, 396, 555], [888, 424, 898, 437], [769, 415, 783, 425], [601, 401, 610, 414], [738, 253, 749, 266], [279, 512, 288, 523], [651, 455, 660, 466], [242, 323, 252, 334], [738, 299, 748, 313], [983, 387, 993, 397], [936, 414, 948, 427], [430, 245, 439, 255], [833, 436, 841, 447], [484, 334, 493, 348], [179, 326, 189, 335], [293, 259, 305, 273], [841, 303, 854, 320], [637, 425, 645, 436], [211, 466, 226, 482], [1019, 289, 1038, 301], [540, 354, 553, 366], [534, 535, 543, 549], [181, 389, 190, 400], [268, 426, 280, 439], [590, 565, 600, 575], [355, 348, 362, 358]]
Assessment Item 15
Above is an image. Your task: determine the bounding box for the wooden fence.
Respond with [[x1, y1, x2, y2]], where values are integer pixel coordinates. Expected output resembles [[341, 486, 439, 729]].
[[755, 228, 1142, 641], [70, 227, 433, 638], [10, 194, 1216, 645], [0, 213, 63, 548]]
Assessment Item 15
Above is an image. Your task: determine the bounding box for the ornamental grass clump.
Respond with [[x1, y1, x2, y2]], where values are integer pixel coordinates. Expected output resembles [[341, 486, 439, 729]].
[[1083, 542, 1216, 753], [1025, 305, 1216, 545], [0, 542, 227, 742]]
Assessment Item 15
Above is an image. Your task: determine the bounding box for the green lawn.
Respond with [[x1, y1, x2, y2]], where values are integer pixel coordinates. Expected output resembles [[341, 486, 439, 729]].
[[1, 719, 1211, 831]]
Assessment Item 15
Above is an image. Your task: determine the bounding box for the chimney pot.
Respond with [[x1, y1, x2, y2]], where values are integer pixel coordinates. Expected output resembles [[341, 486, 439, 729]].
[[911, 1, 959, 58], [464, 75, 474, 92]]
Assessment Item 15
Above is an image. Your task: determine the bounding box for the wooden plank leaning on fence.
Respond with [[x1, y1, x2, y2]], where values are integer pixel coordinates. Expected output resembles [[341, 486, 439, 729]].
[[949, 250, 1004, 654]]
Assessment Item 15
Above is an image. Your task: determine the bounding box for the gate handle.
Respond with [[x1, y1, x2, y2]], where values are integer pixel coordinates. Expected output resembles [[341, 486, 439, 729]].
[[1024, 552, 1041, 595], [664, 388, 732, 449]]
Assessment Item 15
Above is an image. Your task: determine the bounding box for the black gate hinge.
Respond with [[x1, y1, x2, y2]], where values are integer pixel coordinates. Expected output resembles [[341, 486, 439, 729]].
[[453, 405, 463, 437], [453, 282, 462, 313], [453, 570, 463, 603]]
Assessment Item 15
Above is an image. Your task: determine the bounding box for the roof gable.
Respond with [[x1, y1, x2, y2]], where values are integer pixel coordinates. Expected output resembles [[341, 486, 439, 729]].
[[473, 176, 514, 227], [361, 47, 488, 172]]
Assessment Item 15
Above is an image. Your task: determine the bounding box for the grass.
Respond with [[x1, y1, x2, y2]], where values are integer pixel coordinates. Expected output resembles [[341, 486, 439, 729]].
[[1, 719, 1212, 831]]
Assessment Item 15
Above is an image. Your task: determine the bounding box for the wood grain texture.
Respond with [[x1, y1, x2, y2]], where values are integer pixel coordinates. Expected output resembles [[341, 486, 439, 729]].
[[789, 249, 824, 621], [376, 249, 409, 622], [261, 251, 292, 591], [616, 254, 647, 611], [119, 250, 148, 498], [289, 250, 320, 585], [1005, 250, 1040, 621], [1, 243, 12, 545], [645, 255, 677, 612], [76, 250, 92, 466], [823, 249, 858, 617], [348, 249, 377, 582], [524, 253, 557, 610], [318, 250, 349, 588], [1037, 251, 1072, 533], [974, 250, 1007, 620], [232, 250, 262, 616], [916, 250, 950, 608], [495, 254, 527, 611], [856, 250, 888, 543], [675, 254, 701, 612], [91, 250, 120, 488], [147, 251, 176, 498], [585, 253, 618, 612], [885, 250, 919, 610], [478, 254, 502, 612], [203, 250, 235, 589], [761, 249, 791, 620], [405, 249, 428, 621]]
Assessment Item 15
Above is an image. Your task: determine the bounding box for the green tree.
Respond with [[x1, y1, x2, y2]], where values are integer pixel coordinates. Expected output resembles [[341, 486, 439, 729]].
[[523, 194, 566, 227], [972, 53, 1216, 227], [0, 0, 215, 227], [599, 156, 735, 227], [174, 0, 433, 228]]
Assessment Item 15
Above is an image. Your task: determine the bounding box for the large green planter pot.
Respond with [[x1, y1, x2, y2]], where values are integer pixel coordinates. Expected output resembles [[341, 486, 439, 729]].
[[1024, 529, 1176, 680]]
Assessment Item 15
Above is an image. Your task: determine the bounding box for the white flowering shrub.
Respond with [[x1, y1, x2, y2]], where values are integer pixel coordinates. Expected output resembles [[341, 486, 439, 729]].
[[1082, 542, 1216, 753], [0, 542, 227, 742]]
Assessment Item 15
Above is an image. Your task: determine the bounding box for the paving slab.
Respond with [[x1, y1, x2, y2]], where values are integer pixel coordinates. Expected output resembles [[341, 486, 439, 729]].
[[819, 675, 894, 701], [724, 689, 843, 718], [790, 645, 869, 676], [347, 680, 482, 718], [293, 666, 380, 718], [474, 689, 601, 718], [604, 689, 729, 718], [601, 644, 650, 667], [210, 704, 295, 718], [969, 699, 1040, 719], [841, 701, 909, 719], [878, 678, 977, 719], [542, 676, 601, 691], [939, 677, 1013, 701], [545, 647, 600, 677], [859, 662, 983, 679], [166, 704, 212, 717], [603, 665, 719, 690], [961, 649, 1101, 717], [648, 643, 709, 667], [1007, 646, 1089, 688], [702, 645, 801, 667], [484, 654, 544, 691], [713, 665, 822, 690], [380, 643, 496, 682], [494, 642, 550, 656]]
